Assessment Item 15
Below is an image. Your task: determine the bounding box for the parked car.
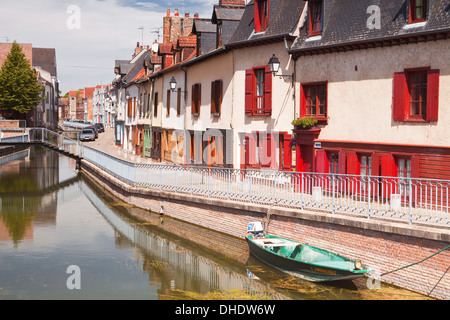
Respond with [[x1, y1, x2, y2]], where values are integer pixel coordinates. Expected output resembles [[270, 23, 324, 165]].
[[79, 128, 96, 141], [95, 123, 105, 133], [85, 125, 99, 138]]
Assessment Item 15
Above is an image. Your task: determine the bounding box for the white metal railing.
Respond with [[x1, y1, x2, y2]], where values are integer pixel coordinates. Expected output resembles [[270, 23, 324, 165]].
[[2, 128, 449, 227]]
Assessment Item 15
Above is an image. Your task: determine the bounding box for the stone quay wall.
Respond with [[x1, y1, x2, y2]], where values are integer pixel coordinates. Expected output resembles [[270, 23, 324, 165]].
[[81, 159, 450, 300]]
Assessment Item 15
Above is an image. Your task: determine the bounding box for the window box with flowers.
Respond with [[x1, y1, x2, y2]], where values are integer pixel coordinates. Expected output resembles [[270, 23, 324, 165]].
[[291, 117, 318, 130]]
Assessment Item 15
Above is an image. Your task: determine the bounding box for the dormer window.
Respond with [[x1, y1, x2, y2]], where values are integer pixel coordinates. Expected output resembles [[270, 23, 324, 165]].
[[409, 0, 427, 23], [309, 0, 323, 36], [255, 0, 269, 33]]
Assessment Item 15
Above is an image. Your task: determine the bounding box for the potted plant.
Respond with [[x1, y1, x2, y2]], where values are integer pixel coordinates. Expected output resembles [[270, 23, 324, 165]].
[[291, 117, 318, 129]]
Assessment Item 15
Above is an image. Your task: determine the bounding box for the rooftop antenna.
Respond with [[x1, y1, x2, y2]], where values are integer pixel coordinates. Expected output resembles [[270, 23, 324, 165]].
[[150, 27, 162, 43], [138, 27, 144, 46]]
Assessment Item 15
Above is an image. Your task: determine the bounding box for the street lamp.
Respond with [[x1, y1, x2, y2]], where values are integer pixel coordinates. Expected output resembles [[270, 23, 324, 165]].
[[169, 76, 177, 92], [268, 54, 281, 75], [268, 54, 293, 80]]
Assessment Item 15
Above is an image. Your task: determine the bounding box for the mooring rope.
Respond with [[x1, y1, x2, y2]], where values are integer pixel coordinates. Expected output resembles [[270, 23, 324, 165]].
[[381, 244, 450, 277]]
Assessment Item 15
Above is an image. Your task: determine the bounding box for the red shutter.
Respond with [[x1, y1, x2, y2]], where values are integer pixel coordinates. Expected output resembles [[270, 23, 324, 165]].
[[381, 154, 395, 177], [198, 84, 201, 116], [248, 133, 256, 166], [217, 80, 223, 115], [411, 155, 419, 178], [282, 134, 292, 170], [245, 69, 254, 115], [346, 152, 358, 175], [393, 72, 406, 121], [338, 151, 347, 174], [315, 150, 327, 173], [261, 133, 272, 167], [371, 153, 380, 177], [300, 84, 306, 117], [426, 69, 439, 122], [264, 66, 272, 115], [211, 81, 216, 114]]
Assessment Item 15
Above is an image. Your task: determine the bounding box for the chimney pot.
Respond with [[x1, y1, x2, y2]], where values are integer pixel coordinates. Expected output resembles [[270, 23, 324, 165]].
[[185, 13, 190, 17], [167, 9, 170, 16], [175, 8, 179, 16], [194, 13, 199, 18]]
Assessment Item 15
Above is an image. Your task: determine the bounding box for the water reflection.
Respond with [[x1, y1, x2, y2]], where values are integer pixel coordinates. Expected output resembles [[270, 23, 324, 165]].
[[0, 146, 431, 300]]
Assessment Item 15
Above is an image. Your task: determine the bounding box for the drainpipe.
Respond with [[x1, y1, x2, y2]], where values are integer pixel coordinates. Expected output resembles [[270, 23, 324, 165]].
[[180, 66, 188, 164]]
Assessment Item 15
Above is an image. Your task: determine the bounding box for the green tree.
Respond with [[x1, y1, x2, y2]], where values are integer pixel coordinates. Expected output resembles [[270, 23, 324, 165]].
[[0, 41, 44, 114]]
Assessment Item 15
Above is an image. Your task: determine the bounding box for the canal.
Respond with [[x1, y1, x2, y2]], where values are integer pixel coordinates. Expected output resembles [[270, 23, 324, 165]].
[[0, 146, 432, 300]]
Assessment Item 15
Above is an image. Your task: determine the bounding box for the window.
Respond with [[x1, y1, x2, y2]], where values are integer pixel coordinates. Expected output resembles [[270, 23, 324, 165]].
[[309, 0, 323, 36], [191, 83, 201, 116], [243, 132, 273, 168], [300, 82, 327, 119], [409, 0, 427, 23], [255, 0, 269, 33], [166, 89, 171, 116], [393, 68, 439, 122], [245, 66, 272, 116], [211, 80, 223, 116]]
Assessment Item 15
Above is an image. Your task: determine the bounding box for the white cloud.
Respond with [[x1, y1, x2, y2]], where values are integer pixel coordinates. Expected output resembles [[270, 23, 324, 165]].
[[0, 0, 222, 93], [0, 0, 165, 93]]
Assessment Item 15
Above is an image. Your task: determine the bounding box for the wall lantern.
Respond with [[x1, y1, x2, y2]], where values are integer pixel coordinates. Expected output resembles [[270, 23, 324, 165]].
[[268, 54, 293, 81], [169, 76, 177, 92], [125, 91, 130, 100]]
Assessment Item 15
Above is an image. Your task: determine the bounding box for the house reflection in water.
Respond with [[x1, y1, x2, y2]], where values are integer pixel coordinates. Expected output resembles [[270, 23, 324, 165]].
[[0, 146, 79, 245]]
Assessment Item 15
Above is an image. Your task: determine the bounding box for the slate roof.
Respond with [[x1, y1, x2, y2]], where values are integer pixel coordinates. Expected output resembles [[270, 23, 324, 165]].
[[32, 48, 57, 77], [227, 0, 306, 46], [122, 50, 151, 85], [192, 19, 217, 34], [211, 6, 245, 23], [290, 0, 450, 54]]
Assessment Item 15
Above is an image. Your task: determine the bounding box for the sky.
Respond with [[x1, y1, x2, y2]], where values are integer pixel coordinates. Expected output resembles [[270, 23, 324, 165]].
[[0, 0, 217, 94]]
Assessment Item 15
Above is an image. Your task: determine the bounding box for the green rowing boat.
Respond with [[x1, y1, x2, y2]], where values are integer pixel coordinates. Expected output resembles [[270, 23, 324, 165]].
[[246, 223, 371, 282]]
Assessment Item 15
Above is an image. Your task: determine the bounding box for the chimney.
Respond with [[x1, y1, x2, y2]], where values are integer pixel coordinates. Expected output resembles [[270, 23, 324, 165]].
[[219, 0, 246, 7], [185, 13, 190, 18], [133, 42, 142, 58], [167, 9, 170, 16], [194, 13, 199, 18], [174, 8, 179, 16]]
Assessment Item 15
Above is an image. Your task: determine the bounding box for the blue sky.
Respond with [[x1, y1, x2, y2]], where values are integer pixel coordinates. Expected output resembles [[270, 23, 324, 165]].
[[0, 0, 217, 93]]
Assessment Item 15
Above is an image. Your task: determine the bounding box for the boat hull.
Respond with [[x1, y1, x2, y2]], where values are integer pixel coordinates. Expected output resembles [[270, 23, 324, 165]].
[[246, 235, 369, 282]]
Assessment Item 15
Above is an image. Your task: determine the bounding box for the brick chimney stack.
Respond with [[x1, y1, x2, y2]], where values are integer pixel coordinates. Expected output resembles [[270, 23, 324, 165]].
[[219, 0, 246, 7]]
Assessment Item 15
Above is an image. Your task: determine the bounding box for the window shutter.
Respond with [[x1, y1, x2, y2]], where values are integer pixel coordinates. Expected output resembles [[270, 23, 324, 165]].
[[248, 133, 256, 166], [191, 84, 195, 114], [426, 69, 439, 122], [217, 80, 223, 115], [264, 66, 272, 115], [346, 152, 358, 175], [282, 134, 292, 170], [300, 84, 306, 117], [371, 153, 380, 177], [315, 150, 327, 173], [381, 154, 395, 177], [211, 81, 216, 114], [393, 72, 406, 121], [411, 155, 419, 178], [198, 84, 201, 115], [262, 133, 272, 167], [244, 136, 250, 166], [245, 69, 254, 115], [338, 151, 347, 174]]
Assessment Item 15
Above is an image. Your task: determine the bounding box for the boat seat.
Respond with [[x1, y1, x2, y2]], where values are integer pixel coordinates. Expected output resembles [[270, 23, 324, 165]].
[[289, 244, 302, 259]]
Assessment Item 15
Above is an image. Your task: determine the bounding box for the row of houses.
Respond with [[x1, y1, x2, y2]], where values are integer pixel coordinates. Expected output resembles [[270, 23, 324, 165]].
[[109, 0, 449, 182], [60, 84, 115, 127], [0, 43, 59, 129]]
